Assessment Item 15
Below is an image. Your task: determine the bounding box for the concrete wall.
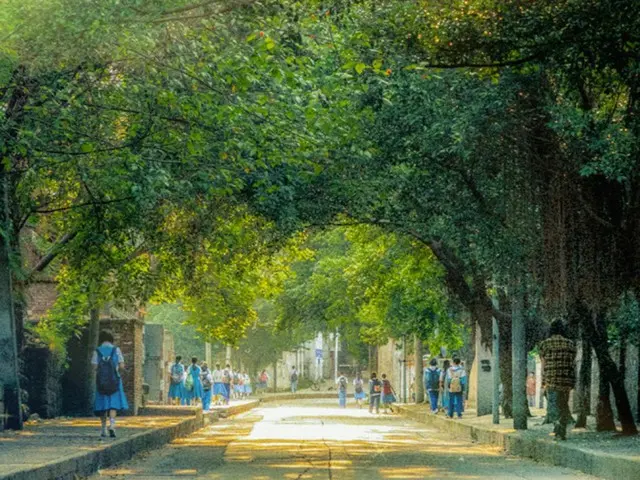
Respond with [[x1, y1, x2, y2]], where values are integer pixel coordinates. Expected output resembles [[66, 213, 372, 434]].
[[143, 324, 174, 403]]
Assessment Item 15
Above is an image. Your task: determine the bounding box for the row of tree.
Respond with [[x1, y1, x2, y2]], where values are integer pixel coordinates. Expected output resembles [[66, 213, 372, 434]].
[[2, 0, 639, 434]]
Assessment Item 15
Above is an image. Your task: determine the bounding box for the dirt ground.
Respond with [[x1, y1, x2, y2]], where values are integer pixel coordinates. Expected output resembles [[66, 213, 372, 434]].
[[90, 399, 602, 479]]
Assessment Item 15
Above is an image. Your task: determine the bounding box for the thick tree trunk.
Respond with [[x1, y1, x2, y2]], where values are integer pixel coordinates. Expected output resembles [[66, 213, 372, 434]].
[[414, 335, 424, 404], [498, 318, 513, 418], [596, 365, 616, 432], [0, 177, 22, 429], [511, 287, 527, 430], [585, 312, 637, 434], [82, 308, 100, 415], [272, 363, 277, 393], [575, 332, 592, 429]]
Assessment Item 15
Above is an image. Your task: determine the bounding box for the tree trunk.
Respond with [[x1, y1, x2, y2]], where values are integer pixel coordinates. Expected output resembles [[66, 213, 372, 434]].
[[82, 308, 100, 415], [511, 286, 527, 430], [574, 331, 592, 429], [596, 364, 616, 431], [586, 312, 637, 435], [414, 335, 424, 404], [498, 318, 513, 418], [272, 362, 277, 393]]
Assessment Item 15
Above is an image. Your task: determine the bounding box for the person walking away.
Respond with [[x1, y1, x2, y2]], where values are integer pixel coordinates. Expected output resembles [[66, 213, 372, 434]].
[[212, 363, 224, 406], [201, 363, 213, 412], [243, 371, 252, 397], [92, 330, 128, 438], [221, 364, 232, 405], [336, 372, 348, 408], [168, 356, 186, 406], [446, 357, 467, 418], [258, 369, 269, 391], [232, 371, 242, 399], [368, 373, 382, 414], [424, 358, 441, 414], [290, 366, 299, 394], [526, 372, 537, 408], [539, 320, 576, 441], [381, 374, 396, 413], [185, 357, 204, 406], [353, 373, 366, 409], [439, 359, 450, 413], [235, 371, 245, 399]]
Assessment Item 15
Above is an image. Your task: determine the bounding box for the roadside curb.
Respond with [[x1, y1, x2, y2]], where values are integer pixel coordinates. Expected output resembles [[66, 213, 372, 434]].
[[1, 411, 218, 480], [395, 405, 640, 480]]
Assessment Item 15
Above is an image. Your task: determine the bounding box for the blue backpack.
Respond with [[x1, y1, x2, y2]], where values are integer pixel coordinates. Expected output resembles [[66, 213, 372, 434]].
[[96, 347, 119, 395], [425, 368, 440, 391]]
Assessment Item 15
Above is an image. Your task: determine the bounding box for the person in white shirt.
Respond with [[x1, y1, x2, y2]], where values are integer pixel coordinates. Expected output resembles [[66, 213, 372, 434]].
[[212, 363, 224, 405]]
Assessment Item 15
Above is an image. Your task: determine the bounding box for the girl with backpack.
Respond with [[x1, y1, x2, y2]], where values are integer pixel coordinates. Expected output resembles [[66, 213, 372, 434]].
[[185, 357, 204, 406], [439, 359, 451, 413], [381, 373, 396, 414], [168, 356, 187, 405], [92, 330, 128, 438], [353, 373, 366, 409], [201, 363, 213, 412], [336, 372, 348, 408]]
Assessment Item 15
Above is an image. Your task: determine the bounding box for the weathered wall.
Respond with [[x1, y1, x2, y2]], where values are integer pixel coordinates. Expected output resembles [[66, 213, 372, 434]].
[[23, 344, 62, 418]]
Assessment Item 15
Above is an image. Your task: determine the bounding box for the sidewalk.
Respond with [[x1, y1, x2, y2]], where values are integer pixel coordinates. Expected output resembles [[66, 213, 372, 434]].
[[0, 408, 217, 480], [0, 391, 327, 480], [395, 403, 640, 480]]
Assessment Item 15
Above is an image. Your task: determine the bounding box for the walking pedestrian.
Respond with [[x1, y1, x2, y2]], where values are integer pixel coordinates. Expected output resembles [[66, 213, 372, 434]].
[[290, 366, 299, 393], [527, 372, 536, 408], [243, 371, 252, 397], [539, 319, 576, 441], [212, 363, 224, 405], [186, 357, 204, 406], [381, 374, 396, 413], [439, 359, 450, 413], [258, 369, 269, 391], [424, 358, 441, 414], [368, 372, 382, 414], [221, 364, 232, 405], [201, 363, 213, 412], [353, 372, 366, 409], [92, 330, 128, 438], [168, 356, 186, 406], [336, 372, 348, 408], [445, 357, 467, 419]]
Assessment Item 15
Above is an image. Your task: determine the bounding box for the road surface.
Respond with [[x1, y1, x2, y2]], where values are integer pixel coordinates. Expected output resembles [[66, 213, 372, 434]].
[[92, 399, 600, 479]]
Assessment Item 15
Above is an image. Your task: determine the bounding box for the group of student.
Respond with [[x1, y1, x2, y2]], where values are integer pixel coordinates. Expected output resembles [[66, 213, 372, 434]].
[[423, 357, 467, 418], [167, 357, 253, 411], [332, 371, 397, 414]]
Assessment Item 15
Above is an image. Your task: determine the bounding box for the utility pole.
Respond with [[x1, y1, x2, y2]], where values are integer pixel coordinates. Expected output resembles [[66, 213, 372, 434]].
[[402, 335, 407, 404], [492, 314, 500, 425], [512, 282, 527, 430], [0, 173, 22, 430], [334, 329, 339, 380], [205, 342, 211, 367]]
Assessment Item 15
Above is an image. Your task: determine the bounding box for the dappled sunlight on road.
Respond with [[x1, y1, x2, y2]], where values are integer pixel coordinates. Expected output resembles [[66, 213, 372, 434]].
[[93, 400, 601, 479]]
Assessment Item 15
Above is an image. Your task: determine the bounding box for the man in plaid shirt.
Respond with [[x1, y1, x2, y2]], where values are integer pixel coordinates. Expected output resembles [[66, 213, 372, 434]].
[[539, 320, 576, 440]]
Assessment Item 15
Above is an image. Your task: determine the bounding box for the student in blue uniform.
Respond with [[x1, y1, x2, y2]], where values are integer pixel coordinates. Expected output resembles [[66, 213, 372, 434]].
[[353, 373, 366, 409], [92, 330, 128, 438], [186, 357, 204, 406], [201, 363, 213, 412], [168, 356, 186, 405]]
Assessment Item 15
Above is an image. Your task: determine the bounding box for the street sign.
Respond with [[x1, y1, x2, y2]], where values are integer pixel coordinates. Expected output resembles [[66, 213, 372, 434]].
[[315, 348, 323, 359]]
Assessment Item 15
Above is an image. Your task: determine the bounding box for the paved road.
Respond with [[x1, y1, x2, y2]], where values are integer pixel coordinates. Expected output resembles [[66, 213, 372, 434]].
[[92, 399, 601, 479]]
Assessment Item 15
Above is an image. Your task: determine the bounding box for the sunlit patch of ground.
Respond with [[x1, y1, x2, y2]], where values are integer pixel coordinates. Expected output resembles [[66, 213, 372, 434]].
[[92, 401, 602, 480]]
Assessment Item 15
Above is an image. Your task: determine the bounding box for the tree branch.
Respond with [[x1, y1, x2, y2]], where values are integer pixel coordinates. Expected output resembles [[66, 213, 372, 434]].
[[33, 197, 135, 214], [25, 232, 78, 280]]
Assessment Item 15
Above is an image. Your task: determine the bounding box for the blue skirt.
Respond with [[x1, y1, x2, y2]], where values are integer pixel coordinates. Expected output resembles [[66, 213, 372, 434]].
[[354, 391, 366, 400], [213, 382, 224, 395], [220, 383, 231, 400], [169, 381, 186, 399], [383, 393, 396, 404], [244, 385, 252, 394], [95, 379, 129, 414]]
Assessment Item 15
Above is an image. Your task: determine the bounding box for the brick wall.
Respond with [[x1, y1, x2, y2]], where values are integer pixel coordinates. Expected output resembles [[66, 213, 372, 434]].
[[23, 344, 63, 418], [99, 318, 144, 415]]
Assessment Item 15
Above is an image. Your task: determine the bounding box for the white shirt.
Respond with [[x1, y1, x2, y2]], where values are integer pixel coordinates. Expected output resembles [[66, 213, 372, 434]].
[[91, 342, 124, 365], [212, 369, 224, 382]]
